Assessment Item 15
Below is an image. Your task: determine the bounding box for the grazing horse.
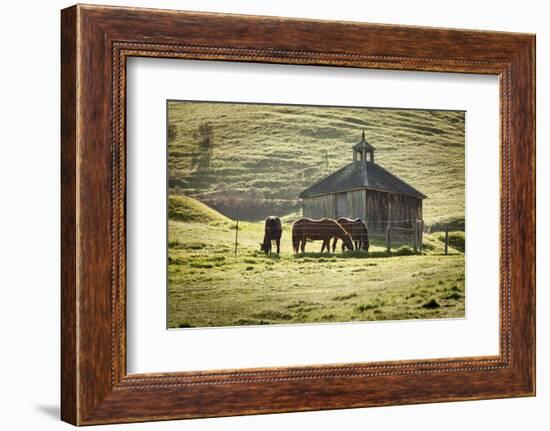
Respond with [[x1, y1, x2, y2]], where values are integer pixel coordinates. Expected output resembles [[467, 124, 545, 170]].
[[260, 216, 282, 254], [332, 218, 370, 252], [292, 218, 354, 253]]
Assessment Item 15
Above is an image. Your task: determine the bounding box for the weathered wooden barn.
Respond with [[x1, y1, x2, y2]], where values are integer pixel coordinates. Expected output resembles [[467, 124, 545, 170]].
[[299, 131, 427, 239]]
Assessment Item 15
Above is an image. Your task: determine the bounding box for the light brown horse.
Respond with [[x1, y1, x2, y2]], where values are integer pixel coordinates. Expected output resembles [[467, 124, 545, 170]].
[[292, 218, 354, 253], [332, 217, 370, 252]]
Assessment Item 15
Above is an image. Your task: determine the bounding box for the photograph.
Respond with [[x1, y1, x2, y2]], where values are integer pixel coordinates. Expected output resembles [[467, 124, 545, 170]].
[[167, 101, 466, 328]]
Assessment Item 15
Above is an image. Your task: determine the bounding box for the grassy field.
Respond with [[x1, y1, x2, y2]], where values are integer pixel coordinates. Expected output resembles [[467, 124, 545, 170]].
[[168, 101, 465, 227], [167, 197, 465, 328]]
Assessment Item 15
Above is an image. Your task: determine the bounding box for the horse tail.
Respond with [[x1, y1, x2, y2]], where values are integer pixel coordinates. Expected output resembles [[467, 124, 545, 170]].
[[275, 217, 282, 240], [292, 225, 300, 253], [361, 219, 370, 251]]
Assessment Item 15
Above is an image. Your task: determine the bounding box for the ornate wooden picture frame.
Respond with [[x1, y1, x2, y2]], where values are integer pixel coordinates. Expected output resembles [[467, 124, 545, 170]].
[[61, 4, 535, 425]]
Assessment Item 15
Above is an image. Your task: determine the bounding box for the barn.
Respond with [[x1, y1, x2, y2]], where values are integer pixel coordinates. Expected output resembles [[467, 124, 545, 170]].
[[299, 131, 427, 243]]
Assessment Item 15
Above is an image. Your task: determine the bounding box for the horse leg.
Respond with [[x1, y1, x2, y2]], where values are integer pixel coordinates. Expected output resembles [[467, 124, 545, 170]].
[[300, 238, 306, 253], [276, 238, 280, 254], [332, 238, 337, 252], [321, 239, 326, 253]]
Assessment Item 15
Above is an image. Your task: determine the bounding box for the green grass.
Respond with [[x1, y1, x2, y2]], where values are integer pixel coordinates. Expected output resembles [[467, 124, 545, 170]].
[[167, 216, 464, 328], [168, 102, 465, 226]]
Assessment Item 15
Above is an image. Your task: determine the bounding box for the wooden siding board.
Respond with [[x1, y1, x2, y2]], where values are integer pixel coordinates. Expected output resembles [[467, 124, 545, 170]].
[[303, 194, 336, 219], [303, 190, 422, 229]]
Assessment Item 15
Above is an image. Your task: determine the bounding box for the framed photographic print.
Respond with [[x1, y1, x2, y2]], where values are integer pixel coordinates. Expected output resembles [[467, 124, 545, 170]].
[[61, 4, 535, 425]]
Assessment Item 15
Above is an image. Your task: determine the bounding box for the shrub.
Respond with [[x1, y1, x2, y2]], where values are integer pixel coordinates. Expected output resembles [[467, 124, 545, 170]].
[[421, 241, 435, 251], [355, 298, 385, 312], [437, 231, 465, 252], [445, 292, 462, 300], [367, 251, 391, 258], [394, 246, 416, 256], [429, 217, 465, 232], [177, 322, 193, 328], [332, 293, 358, 301], [168, 124, 178, 143], [253, 310, 292, 321], [422, 299, 441, 309]]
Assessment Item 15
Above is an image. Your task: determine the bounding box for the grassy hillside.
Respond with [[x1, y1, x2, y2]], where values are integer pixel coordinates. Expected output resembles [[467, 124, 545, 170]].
[[168, 101, 465, 227], [168, 195, 230, 223]]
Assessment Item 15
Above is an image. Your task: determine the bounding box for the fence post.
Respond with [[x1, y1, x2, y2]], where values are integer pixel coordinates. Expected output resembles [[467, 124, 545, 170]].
[[444, 226, 449, 255], [420, 220, 424, 250], [413, 220, 418, 252], [234, 219, 239, 256], [386, 203, 391, 253]]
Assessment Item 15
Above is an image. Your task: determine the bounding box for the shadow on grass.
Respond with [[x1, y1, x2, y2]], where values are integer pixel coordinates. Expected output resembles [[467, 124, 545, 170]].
[[251, 251, 282, 260], [291, 247, 422, 259]]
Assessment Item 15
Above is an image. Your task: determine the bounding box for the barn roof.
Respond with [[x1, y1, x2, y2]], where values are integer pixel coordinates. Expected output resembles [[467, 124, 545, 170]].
[[299, 161, 427, 199]]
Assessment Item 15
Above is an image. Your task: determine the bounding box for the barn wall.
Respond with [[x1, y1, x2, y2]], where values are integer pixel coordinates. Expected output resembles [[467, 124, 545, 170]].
[[365, 190, 422, 232], [302, 194, 336, 219], [303, 190, 423, 236], [345, 190, 366, 219]]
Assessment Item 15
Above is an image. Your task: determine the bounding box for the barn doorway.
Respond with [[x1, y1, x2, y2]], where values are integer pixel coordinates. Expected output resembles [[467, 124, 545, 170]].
[[336, 192, 347, 217]]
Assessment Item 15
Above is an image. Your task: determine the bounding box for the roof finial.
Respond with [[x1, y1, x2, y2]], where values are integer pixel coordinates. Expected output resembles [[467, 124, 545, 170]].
[[362, 129, 365, 141]]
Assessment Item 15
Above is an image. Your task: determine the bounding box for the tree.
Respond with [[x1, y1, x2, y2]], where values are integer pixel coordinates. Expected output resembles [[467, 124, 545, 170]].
[[192, 122, 214, 171], [168, 123, 178, 143]]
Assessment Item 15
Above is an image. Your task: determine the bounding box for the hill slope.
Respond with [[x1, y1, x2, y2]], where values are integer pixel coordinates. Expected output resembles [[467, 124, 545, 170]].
[[168, 101, 465, 226], [168, 195, 230, 224]]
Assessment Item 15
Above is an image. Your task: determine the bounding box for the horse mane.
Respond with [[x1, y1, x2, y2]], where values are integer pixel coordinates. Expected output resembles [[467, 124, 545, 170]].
[[349, 218, 368, 228], [334, 220, 353, 240]]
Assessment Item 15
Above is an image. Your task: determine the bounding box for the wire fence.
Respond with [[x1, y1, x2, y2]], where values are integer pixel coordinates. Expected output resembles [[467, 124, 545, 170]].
[[237, 218, 459, 257], [249, 218, 425, 254]]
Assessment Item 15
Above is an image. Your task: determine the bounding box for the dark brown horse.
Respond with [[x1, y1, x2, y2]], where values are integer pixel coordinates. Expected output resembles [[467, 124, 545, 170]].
[[260, 216, 282, 254], [292, 218, 354, 253], [332, 217, 370, 252]]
